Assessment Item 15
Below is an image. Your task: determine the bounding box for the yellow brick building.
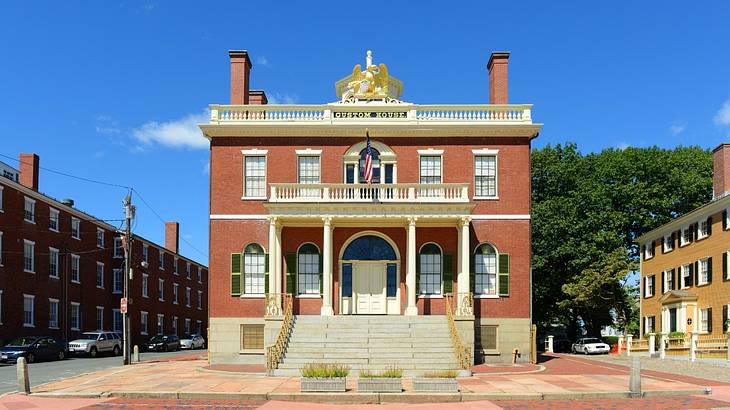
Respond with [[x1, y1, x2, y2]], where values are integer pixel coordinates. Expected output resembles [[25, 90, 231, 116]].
[[637, 143, 730, 337]]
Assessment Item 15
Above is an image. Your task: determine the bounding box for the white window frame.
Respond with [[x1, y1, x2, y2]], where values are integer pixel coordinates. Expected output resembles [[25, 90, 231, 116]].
[[24, 239, 35, 273], [48, 247, 59, 278], [698, 258, 710, 285], [196, 320, 203, 335], [48, 298, 59, 329], [172, 316, 178, 335], [70, 302, 80, 331], [241, 150, 268, 199], [644, 242, 654, 260], [197, 290, 203, 310], [96, 228, 105, 248], [185, 318, 191, 335], [472, 149, 499, 199], [71, 254, 80, 283], [418, 152, 443, 185], [157, 314, 164, 335], [663, 269, 672, 294], [142, 273, 149, 298], [644, 275, 654, 298], [49, 208, 60, 232], [697, 220, 709, 239], [197, 266, 203, 283], [142, 244, 149, 263], [24, 197, 36, 223], [0, 185, 3, 212], [681, 264, 691, 289], [0, 231, 3, 266], [158, 278, 165, 301], [112, 269, 122, 294], [71, 217, 81, 240], [699, 308, 710, 333], [663, 234, 673, 252], [159, 250, 165, 270], [0, 290, 3, 325], [418, 243, 443, 296], [680, 225, 691, 246], [173, 283, 179, 304], [96, 306, 104, 331], [726, 208, 730, 231], [112, 308, 122, 333], [173, 257, 179, 275], [185, 287, 191, 307], [186, 262, 191, 279], [96, 262, 105, 289], [140, 311, 149, 335], [23, 294, 35, 327], [726, 251, 730, 280], [113, 237, 123, 258]]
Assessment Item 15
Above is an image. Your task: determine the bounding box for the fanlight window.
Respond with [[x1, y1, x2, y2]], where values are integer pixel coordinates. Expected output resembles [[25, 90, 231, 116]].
[[419, 244, 442, 295], [342, 235, 397, 261], [474, 243, 497, 295], [244, 243, 265, 294], [297, 244, 320, 295]]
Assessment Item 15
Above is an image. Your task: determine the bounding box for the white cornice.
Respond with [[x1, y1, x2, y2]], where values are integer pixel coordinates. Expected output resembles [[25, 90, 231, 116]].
[[472, 148, 500, 155], [241, 149, 268, 155], [417, 148, 445, 155], [295, 149, 323, 155], [636, 195, 730, 245]]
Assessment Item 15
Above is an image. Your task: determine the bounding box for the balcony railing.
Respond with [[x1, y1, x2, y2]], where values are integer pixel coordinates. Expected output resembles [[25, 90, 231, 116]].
[[269, 183, 470, 203]]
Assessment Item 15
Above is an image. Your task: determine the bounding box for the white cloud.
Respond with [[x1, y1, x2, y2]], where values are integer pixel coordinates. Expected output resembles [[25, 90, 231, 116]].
[[131, 111, 208, 149], [267, 93, 298, 105], [203, 161, 210, 175], [256, 56, 269, 66], [668, 121, 687, 136], [715, 100, 730, 126]]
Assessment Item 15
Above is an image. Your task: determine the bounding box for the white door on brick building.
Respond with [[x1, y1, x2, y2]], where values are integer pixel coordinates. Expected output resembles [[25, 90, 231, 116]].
[[354, 263, 387, 314]]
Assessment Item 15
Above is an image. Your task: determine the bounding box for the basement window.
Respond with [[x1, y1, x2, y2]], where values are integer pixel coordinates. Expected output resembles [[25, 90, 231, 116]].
[[477, 325, 498, 351], [240, 324, 264, 350]]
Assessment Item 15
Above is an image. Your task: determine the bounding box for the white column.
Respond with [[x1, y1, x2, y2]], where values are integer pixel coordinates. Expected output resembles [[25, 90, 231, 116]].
[[457, 217, 471, 296], [649, 333, 656, 356], [268, 217, 277, 295], [547, 335, 554, 353], [659, 333, 666, 359], [275, 223, 282, 294], [321, 217, 334, 316], [690, 331, 697, 362], [627, 335, 633, 356], [405, 217, 418, 316]]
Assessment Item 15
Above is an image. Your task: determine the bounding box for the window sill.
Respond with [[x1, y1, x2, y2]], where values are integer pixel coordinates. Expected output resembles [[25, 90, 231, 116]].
[[71, 327, 79, 331], [71, 280, 80, 285], [96, 286, 105, 290], [296, 294, 321, 299], [239, 349, 264, 355], [141, 332, 148, 336], [480, 349, 501, 356], [473, 196, 499, 201], [49, 275, 60, 280], [23, 324, 35, 328], [241, 196, 267, 201], [114, 256, 123, 259], [24, 270, 35, 274], [49, 228, 59, 233], [240, 294, 265, 299], [49, 326, 59, 330], [696, 235, 709, 242], [72, 237, 81, 241], [474, 294, 499, 299], [418, 294, 443, 299], [113, 291, 122, 295], [24, 219, 36, 224]]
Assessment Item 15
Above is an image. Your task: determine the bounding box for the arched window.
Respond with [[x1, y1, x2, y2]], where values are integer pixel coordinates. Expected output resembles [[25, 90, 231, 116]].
[[297, 243, 320, 295], [359, 147, 381, 183], [474, 244, 497, 295], [244, 243, 265, 294], [419, 243, 442, 295], [342, 235, 397, 261]]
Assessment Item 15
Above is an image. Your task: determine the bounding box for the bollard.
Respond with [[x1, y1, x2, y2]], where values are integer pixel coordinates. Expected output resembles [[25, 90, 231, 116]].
[[17, 357, 31, 394], [133, 345, 140, 363], [648, 333, 656, 356], [547, 335, 554, 353], [627, 335, 633, 356], [659, 333, 666, 359], [690, 332, 697, 362], [727, 332, 730, 362], [629, 355, 641, 397], [618, 336, 624, 355]]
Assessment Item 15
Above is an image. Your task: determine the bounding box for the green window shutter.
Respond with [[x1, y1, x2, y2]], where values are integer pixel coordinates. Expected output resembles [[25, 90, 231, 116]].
[[708, 307, 713, 333], [442, 253, 453, 295], [285, 253, 296, 295], [318, 253, 324, 295], [415, 252, 421, 294], [264, 253, 270, 294], [469, 255, 476, 293], [498, 253, 510, 296], [230, 253, 242, 296], [708, 257, 713, 284]]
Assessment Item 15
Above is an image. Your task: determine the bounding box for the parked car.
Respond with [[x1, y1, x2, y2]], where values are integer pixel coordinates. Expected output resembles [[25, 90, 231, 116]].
[[179, 334, 205, 350], [68, 331, 122, 357], [146, 335, 180, 352], [572, 337, 610, 355], [1, 336, 67, 363]]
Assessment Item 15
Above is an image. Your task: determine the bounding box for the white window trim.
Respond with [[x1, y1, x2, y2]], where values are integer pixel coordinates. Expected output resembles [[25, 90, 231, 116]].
[[49, 208, 60, 232], [0, 231, 4, 267], [0, 185, 3, 212], [697, 220, 709, 240], [294, 148, 322, 155], [680, 264, 691, 289], [159, 251, 165, 269], [23, 239, 35, 273], [198, 290, 203, 310], [70, 254, 81, 284], [143, 244, 149, 263], [644, 243, 654, 260], [173, 257, 179, 274], [96, 262, 105, 289], [96, 306, 104, 331], [157, 314, 165, 334], [663, 269, 672, 294], [663, 235, 673, 252], [173, 283, 179, 304], [186, 287, 191, 307], [699, 308, 710, 334], [726, 251, 730, 280], [198, 266, 203, 284], [48, 247, 60, 278], [142, 273, 149, 298], [697, 257, 710, 286], [113, 237, 123, 258], [97, 228, 105, 248], [48, 298, 60, 329], [71, 217, 81, 240], [418, 153, 443, 185], [112, 308, 122, 332], [0, 289, 3, 325], [159, 278, 165, 301], [70, 302, 80, 331], [24, 197, 36, 223], [471, 148, 500, 155], [726, 208, 730, 231], [472, 153, 499, 200], [680, 225, 691, 246], [644, 275, 654, 298], [112, 269, 123, 294], [242, 152, 268, 200], [23, 294, 35, 327], [417, 148, 445, 155], [140, 311, 149, 335]]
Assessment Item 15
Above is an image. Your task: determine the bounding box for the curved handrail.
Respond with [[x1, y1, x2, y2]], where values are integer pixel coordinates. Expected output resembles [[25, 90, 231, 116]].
[[445, 293, 472, 369], [265, 294, 293, 373]]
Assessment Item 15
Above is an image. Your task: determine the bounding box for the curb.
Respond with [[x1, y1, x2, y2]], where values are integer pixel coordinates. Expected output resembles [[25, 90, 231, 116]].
[[196, 366, 267, 377], [472, 364, 546, 376], [30, 387, 712, 403]]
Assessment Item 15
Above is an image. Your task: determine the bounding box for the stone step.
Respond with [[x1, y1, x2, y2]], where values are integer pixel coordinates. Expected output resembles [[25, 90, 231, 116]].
[[277, 362, 460, 370], [272, 368, 470, 377]]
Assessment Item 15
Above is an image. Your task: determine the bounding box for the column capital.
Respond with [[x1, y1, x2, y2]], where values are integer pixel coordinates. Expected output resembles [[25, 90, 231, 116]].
[[267, 216, 278, 224], [458, 216, 472, 228], [322, 216, 333, 226], [407, 216, 418, 227]]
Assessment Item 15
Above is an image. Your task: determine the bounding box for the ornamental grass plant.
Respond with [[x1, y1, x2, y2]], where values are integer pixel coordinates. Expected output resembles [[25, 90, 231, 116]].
[[359, 364, 403, 378], [300, 363, 350, 378], [422, 370, 459, 378]]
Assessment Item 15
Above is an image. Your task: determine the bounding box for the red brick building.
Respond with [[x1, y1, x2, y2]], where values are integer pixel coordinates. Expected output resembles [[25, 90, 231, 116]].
[[0, 154, 208, 347], [203, 50, 541, 367]]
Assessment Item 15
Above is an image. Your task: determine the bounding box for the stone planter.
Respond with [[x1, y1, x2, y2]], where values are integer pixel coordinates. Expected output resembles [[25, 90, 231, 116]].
[[413, 377, 459, 392], [300, 377, 346, 392], [357, 377, 402, 392]]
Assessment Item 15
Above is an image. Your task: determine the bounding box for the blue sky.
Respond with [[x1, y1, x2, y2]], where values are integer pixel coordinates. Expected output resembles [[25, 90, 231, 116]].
[[1, 1, 729, 265]]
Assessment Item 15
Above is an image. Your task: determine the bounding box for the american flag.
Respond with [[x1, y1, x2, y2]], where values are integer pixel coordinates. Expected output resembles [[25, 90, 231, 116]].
[[363, 130, 373, 184]]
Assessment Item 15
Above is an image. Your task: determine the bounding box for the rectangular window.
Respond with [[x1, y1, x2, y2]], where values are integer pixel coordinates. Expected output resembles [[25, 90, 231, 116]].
[[142, 274, 149, 297], [24, 197, 35, 223], [478, 325, 498, 350], [0, 290, 3, 325], [698, 220, 710, 239], [186, 262, 191, 279], [70, 302, 80, 330], [142, 245, 149, 263], [342, 263, 352, 297], [97, 228, 104, 248], [186, 287, 191, 307], [71, 218, 80, 239], [49, 208, 59, 231], [240, 324, 264, 350], [49, 247, 59, 278], [23, 295, 35, 327], [645, 275, 655, 297], [197, 266, 203, 283], [173, 283, 179, 304], [173, 257, 179, 275], [698, 258, 710, 285], [114, 237, 123, 258], [298, 155, 321, 198], [681, 226, 692, 246], [159, 251, 165, 269], [71, 254, 80, 283], [96, 306, 104, 331], [387, 263, 398, 297], [113, 269, 122, 293], [345, 164, 355, 184], [474, 155, 497, 197], [158, 279, 165, 301], [96, 262, 105, 288], [0, 231, 3, 266], [112, 309, 122, 332], [24, 240, 35, 273], [419, 253, 441, 295], [419, 155, 442, 184], [244, 156, 266, 198], [0, 186, 3, 211], [700, 308, 710, 333], [157, 314, 164, 335], [48, 298, 59, 328], [297, 251, 320, 295], [645, 316, 656, 333], [244, 251, 265, 294], [664, 269, 673, 293], [644, 242, 654, 260], [185, 318, 191, 335], [196, 320, 202, 335], [172, 316, 178, 335], [140, 311, 149, 335], [681, 264, 692, 288], [726, 251, 730, 280], [197, 290, 203, 310], [663, 234, 673, 252]]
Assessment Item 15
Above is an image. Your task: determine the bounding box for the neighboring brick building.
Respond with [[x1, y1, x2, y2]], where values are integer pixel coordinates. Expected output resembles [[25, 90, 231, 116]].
[[202, 50, 541, 366], [0, 154, 208, 347], [638, 143, 730, 337]]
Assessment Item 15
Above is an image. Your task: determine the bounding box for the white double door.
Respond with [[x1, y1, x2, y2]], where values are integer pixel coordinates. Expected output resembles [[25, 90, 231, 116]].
[[353, 263, 387, 314]]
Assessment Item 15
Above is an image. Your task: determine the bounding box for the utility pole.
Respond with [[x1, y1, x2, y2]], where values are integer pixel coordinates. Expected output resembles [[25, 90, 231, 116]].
[[122, 192, 136, 365]]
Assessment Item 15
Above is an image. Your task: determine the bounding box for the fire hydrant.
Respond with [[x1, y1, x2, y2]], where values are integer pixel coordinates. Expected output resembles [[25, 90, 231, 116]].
[[512, 348, 521, 364]]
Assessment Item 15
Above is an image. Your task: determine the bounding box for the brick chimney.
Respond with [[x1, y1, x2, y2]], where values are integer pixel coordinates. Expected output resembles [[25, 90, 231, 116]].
[[165, 221, 179, 254], [713, 143, 730, 198], [229, 50, 252, 105], [249, 90, 268, 105], [488, 51, 510, 104], [19, 153, 39, 191]]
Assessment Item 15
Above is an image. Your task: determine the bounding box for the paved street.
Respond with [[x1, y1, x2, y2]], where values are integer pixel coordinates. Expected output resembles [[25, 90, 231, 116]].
[[0, 350, 196, 395]]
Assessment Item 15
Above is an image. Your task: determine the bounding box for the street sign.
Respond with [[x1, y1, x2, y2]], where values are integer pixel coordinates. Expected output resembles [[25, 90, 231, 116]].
[[120, 298, 128, 314]]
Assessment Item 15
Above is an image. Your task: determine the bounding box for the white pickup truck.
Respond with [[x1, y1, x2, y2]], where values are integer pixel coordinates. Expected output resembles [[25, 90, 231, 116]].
[[68, 331, 122, 357]]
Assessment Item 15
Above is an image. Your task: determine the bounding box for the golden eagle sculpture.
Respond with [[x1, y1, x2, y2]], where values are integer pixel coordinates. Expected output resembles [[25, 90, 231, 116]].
[[335, 50, 403, 102]]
